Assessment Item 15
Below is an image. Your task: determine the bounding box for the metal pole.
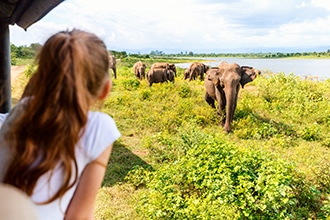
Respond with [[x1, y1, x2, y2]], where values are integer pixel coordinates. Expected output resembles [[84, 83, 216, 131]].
[[0, 23, 11, 113]]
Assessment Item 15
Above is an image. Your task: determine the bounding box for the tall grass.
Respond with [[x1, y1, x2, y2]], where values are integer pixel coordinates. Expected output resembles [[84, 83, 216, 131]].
[[14, 58, 330, 219]]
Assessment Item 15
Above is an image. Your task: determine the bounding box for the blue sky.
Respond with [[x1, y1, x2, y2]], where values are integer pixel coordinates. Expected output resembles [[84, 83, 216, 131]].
[[9, 0, 330, 53]]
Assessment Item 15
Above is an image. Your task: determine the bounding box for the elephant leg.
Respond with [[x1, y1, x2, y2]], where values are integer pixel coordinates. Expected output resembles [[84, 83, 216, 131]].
[[189, 73, 193, 81], [184, 71, 188, 80], [113, 68, 117, 79], [189, 70, 195, 81], [147, 74, 152, 86], [205, 92, 216, 108], [200, 72, 204, 81], [163, 74, 167, 82], [215, 87, 226, 126], [217, 105, 226, 127], [230, 85, 240, 123]]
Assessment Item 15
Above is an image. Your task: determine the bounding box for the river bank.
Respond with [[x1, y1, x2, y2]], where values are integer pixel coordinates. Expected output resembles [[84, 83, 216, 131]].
[[175, 57, 330, 80]]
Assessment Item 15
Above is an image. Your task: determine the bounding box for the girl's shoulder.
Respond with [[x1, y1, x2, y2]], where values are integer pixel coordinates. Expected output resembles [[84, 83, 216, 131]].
[[87, 111, 118, 131], [79, 111, 121, 161], [0, 113, 9, 129]]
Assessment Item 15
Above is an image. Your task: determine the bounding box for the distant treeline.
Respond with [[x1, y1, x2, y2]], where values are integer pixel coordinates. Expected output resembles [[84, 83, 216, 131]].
[[10, 43, 330, 65], [114, 50, 330, 59], [144, 50, 330, 59]]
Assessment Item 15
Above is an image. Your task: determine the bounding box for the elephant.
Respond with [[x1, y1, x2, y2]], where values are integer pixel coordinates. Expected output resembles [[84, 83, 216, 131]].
[[133, 61, 147, 80], [186, 62, 209, 81], [204, 61, 260, 133], [151, 62, 177, 76], [109, 55, 117, 79], [147, 67, 175, 86], [168, 63, 177, 77], [183, 67, 190, 80]]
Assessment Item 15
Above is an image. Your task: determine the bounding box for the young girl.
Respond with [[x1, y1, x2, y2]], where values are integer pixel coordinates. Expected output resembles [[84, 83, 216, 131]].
[[0, 29, 121, 219]]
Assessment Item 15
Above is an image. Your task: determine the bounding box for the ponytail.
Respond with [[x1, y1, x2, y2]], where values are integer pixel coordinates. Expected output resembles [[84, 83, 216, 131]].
[[3, 29, 109, 203]]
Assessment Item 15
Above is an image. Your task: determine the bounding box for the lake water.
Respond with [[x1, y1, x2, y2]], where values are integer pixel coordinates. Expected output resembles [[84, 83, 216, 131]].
[[175, 57, 330, 80]]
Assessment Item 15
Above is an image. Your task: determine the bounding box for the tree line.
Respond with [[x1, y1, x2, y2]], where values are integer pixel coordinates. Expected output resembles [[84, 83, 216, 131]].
[[10, 43, 330, 65]]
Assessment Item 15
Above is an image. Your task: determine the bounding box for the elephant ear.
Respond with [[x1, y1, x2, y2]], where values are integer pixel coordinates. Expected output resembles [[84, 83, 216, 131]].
[[240, 66, 258, 88], [208, 68, 222, 86], [166, 69, 172, 79], [204, 64, 210, 73]]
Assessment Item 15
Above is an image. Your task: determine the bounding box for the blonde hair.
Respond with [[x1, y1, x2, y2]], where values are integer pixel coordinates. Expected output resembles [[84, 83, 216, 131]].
[[3, 29, 109, 204]]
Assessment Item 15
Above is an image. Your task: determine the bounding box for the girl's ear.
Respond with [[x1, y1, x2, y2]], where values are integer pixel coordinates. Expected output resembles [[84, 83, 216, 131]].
[[98, 79, 111, 100]]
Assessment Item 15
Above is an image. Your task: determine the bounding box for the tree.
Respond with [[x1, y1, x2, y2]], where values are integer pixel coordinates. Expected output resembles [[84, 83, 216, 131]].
[[30, 43, 42, 53]]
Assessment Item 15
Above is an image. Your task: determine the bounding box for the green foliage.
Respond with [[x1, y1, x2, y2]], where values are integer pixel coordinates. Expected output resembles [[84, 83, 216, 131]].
[[124, 166, 154, 189], [137, 134, 321, 219], [178, 83, 192, 98], [103, 59, 329, 219], [109, 50, 128, 59], [122, 79, 141, 91], [235, 72, 330, 141], [11, 43, 40, 59], [14, 57, 330, 219], [24, 63, 37, 78]]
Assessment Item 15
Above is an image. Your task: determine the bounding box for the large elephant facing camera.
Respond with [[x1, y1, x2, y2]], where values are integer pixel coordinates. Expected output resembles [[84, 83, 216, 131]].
[[204, 61, 260, 133]]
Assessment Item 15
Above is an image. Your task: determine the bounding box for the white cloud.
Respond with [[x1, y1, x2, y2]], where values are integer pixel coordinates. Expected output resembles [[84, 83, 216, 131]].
[[8, 0, 330, 53], [312, 0, 330, 10]]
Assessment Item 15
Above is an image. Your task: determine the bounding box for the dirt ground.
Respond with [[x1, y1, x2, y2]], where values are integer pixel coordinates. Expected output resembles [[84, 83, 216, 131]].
[[11, 65, 25, 81]]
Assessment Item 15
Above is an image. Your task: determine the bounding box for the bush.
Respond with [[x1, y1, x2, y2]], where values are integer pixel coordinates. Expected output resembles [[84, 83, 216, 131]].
[[24, 63, 37, 78], [122, 79, 141, 91], [136, 133, 322, 219]]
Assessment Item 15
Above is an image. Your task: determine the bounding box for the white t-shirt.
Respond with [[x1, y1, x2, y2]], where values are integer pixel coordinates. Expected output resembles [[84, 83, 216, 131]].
[[0, 113, 8, 128], [0, 107, 121, 219]]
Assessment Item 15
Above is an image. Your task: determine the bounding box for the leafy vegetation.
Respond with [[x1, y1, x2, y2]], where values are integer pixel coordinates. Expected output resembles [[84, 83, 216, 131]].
[[11, 55, 330, 220], [135, 136, 320, 219], [10, 43, 41, 65]]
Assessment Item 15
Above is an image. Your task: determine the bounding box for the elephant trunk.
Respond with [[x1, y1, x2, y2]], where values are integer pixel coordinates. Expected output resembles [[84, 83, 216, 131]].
[[224, 85, 238, 133]]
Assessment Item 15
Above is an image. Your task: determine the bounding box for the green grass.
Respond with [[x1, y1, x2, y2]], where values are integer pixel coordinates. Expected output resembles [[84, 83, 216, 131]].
[[13, 58, 330, 219]]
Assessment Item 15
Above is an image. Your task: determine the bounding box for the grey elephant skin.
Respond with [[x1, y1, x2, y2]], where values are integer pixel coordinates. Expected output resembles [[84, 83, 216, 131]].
[[147, 67, 175, 86], [204, 61, 260, 133], [151, 62, 177, 77], [109, 55, 117, 79], [185, 62, 210, 81], [133, 61, 147, 80], [183, 67, 190, 80]]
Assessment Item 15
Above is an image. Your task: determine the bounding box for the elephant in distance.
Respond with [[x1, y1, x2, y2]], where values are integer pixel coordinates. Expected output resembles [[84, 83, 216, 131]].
[[151, 62, 177, 76], [185, 62, 209, 81], [133, 61, 147, 80], [147, 67, 175, 86], [108, 55, 117, 79], [183, 67, 190, 80]]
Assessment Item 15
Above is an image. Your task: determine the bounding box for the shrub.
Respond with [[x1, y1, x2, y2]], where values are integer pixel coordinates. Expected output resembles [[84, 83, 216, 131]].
[[178, 83, 192, 98], [24, 63, 37, 78], [136, 135, 322, 219], [122, 79, 140, 91]]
